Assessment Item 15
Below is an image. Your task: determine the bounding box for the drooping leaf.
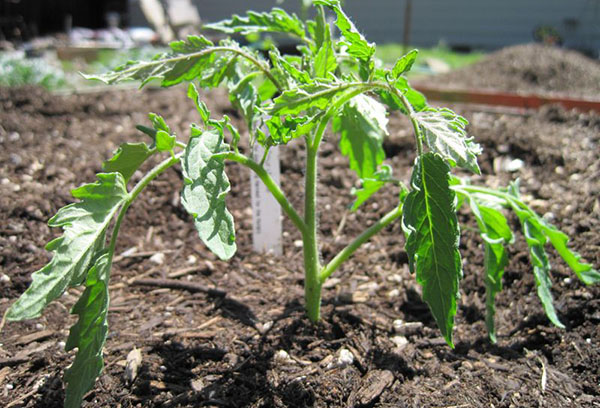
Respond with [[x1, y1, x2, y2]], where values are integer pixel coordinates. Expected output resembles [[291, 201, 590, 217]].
[[415, 107, 482, 174], [333, 94, 388, 179], [505, 184, 596, 321], [467, 195, 512, 343], [187, 83, 210, 123], [102, 142, 153, 182], [204, 8, 306, 38], [539, 220, 600, 285], [83, 35, 219, 87], [391, 49, 419, 78], [181, 126, 236, 260], [351, 164, 393, 211], [314, 0, 375, 63], [63, 252, 111, 408], [522, 219, 565, 328], [6, 173, 128, 321], [402, 153, 462, 346]]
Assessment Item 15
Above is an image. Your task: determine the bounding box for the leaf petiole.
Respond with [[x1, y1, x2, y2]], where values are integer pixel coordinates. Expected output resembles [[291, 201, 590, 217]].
[[107, 153, 183, 264], [223, 151, 306, 235], [319, 204, 403, 283]]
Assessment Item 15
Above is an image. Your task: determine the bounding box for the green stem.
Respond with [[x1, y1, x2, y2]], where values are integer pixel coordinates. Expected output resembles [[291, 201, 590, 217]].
[[390, 83, 424, 156], [224, 152, 306, 235], [319, 204, 403, 283], [303, 143, 321, 322], [107, 154, 182, 262], [451, 184, 518, 207]]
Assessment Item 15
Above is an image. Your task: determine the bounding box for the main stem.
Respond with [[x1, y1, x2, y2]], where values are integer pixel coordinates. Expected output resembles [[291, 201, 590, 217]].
[[304, 143, 322, 322]]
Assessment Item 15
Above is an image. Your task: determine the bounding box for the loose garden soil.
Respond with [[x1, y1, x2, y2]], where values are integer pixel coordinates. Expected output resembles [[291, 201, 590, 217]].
[[426, 43, 600, 99], [1, 44, 599, 407]]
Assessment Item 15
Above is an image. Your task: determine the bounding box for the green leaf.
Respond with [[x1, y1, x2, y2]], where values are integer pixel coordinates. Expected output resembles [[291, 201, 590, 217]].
[[83, 35, 217, 87], [538, 220, 600, 285], [63, 252, 111, 408], [6, 173, 128, 321], [506, 186, 597, 320], [204, 8, 306, 38], [102, 142, 153, 182], [392, 49, 419, 78], [378, 77, 427, 113], [227, 70, 258, 128], [181, 126, 236, 260], [314, 0, 375, 63], [415, 107, 482, 174], [312, 11, 337, 79], [268, 81, 368, 115], [522, 220, 565, 329], [187, 83, 210, 123], [149, 112, 171, 134], [333, 94, 388, 179], [270, 48, 312, 87], [402, 153, 462, 346], [265, 114, 322, 146], [351, 164, 393, 211], [467, 196, 512, 343], [155, 130, 176, 152]]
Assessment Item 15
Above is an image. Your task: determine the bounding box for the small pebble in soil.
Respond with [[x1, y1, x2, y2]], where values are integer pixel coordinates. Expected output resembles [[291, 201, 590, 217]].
[[150, 252, 165, 265], [0, 274, 10, 283], [387, 289, 400, 299], [259, 321, 273, 333], [57, 341, 66, 349], [5, 384, 14, 390], [274, 350, 293, 365], [327, 348, 354, 369], [35, 323, 44, 330], [293, 240, 303, 248], [387, 274, 402, 283], [391, 335, 409, 349], [563, 277, 572, 284], [187, 255, 197, 264]]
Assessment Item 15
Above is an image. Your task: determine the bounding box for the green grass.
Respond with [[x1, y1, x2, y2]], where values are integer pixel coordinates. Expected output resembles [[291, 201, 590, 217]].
[[376, 43, 485, 75]]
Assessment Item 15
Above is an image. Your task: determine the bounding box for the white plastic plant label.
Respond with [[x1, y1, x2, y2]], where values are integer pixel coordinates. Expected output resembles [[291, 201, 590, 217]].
[[250, 143, 283, 255]]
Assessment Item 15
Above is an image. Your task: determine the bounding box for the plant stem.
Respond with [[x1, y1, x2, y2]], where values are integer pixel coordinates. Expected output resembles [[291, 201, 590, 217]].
[[385, 80, 424, 156], [303, 143, 322, 322], [108, 154, 182, 263], [319, 204, 403, 283], [224, 152, 306, 234]]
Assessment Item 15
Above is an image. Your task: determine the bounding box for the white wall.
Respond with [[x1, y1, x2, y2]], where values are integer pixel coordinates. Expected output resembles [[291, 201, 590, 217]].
[[129, 0, 600, 52]]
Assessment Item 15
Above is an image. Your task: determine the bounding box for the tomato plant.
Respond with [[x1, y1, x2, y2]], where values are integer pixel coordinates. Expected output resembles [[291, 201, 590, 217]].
[[5, 1, 598, 407]]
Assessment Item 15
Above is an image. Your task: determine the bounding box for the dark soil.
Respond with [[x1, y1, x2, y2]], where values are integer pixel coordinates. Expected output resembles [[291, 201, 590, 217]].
[[425, 43, 600, 99], [1, 47, 600, 407]]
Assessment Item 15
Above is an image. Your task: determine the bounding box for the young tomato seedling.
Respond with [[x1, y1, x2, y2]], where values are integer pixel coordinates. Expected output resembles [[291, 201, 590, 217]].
[[5, 2, 599, 407]]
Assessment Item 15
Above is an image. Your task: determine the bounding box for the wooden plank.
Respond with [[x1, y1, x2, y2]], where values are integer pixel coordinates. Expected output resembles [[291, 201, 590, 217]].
[[415, 86, 600, 113]]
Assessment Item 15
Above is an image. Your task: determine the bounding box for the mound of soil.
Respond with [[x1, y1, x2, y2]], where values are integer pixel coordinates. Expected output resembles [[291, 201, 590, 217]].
[[0, 83, 599, 408], [426, 44, 600, 99]]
